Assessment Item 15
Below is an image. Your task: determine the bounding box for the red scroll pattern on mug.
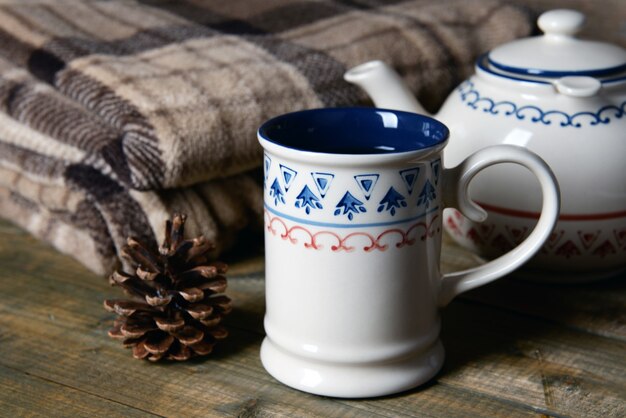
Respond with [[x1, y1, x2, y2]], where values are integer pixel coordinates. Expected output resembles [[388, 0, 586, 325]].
[[264, 210, 440, 252]]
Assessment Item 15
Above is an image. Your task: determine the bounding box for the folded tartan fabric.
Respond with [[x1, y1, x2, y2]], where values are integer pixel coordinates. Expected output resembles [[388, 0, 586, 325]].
[[0, 147, 264, 275], [0, 0, 534, 274]]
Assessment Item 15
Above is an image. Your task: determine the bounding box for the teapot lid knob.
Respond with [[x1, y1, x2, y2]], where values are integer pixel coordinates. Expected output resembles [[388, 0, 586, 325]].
[[538, 9, 585, 37]]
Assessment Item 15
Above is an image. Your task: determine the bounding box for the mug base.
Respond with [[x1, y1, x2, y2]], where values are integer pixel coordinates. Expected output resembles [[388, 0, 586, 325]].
[[260, 337, 445, 398]]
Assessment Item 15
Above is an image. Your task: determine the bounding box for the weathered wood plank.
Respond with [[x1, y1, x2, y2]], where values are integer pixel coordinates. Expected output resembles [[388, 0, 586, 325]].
[[440, 233, 626, 342], [0, 305, 541, 418], [462, 276, 626, 341], [440, 301, 626, 418], [0, 363, 158, 418]]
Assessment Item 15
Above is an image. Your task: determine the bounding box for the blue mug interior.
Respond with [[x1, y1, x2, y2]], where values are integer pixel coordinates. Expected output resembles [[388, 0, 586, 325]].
[[258, 108, 449, 155]]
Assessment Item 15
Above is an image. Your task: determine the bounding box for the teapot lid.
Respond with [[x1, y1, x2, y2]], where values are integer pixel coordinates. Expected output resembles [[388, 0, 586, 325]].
[[488, 9, 626, 78]]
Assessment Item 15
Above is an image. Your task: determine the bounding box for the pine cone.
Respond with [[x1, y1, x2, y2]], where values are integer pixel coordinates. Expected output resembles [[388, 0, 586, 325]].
[[104, 213, 232, 361]]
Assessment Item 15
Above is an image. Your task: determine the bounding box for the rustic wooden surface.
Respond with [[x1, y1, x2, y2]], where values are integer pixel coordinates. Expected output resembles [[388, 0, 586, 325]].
[[0, 218, 624, 418]]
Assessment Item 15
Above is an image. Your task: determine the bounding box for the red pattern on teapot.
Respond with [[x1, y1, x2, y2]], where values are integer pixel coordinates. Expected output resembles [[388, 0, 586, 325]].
[[446, 209, 626, 258]]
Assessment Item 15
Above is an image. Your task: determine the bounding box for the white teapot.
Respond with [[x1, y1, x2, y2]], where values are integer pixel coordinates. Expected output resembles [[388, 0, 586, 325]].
[[344, 9, 626, 281]]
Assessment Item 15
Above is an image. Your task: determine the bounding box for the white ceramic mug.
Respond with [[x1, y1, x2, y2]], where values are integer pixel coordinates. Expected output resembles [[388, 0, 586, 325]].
[[257, 108, 560, 398]]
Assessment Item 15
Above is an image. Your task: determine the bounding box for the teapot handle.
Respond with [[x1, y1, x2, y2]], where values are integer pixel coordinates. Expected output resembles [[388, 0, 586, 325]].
[[438, 145, 560, 306]]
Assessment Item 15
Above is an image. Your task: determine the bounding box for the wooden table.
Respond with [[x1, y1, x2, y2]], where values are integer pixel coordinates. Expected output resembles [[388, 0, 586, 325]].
[[0, 218, 624, 417]]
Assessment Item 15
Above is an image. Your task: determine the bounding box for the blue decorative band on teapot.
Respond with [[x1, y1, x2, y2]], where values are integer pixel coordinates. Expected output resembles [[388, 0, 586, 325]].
[[457, 81, 626, 128]]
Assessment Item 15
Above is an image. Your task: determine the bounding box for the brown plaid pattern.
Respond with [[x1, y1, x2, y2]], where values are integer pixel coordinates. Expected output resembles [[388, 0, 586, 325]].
[[0, 0, 533, 274]]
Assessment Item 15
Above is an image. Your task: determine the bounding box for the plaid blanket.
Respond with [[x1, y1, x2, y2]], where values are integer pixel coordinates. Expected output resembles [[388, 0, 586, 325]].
[[0, 0, 534, 274]]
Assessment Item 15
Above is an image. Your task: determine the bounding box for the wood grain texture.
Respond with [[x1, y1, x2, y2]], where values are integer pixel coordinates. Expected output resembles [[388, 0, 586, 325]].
[[0, 219, 625, 417]]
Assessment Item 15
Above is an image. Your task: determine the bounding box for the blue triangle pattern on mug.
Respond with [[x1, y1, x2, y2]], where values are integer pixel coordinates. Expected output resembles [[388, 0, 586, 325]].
[[311, 172, 334, 198], [334, 191, 366, 221], [269, 178, 285, 205], [431, 159, 441, 185], [377, 187, 407, 216], [279, 164, 298, 191], [417, 180, 437, 208], [295, 185, 323, 215], [353, 174, 379, 200], [399, 167, 420, 194]]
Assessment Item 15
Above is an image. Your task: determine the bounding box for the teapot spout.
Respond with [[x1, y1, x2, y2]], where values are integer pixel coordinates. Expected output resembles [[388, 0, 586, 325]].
[[344, 60, 430, 116]]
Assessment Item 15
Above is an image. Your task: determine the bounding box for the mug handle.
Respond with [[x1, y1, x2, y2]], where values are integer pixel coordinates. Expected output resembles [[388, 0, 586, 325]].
[[438, 145, 560, 306]]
